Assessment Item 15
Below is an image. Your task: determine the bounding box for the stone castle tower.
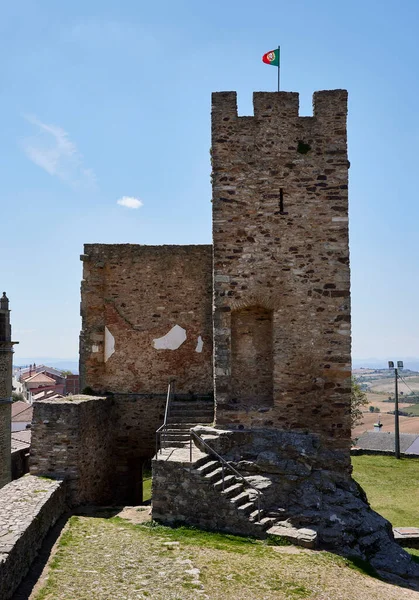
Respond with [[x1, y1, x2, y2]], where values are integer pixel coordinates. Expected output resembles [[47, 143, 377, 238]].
[[0, 293, 17, 488], [211, 90, 351, 451]]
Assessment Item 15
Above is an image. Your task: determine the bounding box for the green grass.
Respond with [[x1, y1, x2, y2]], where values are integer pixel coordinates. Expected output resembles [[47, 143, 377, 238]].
[[403, 404, 419, 416], [34, 516, 407, 600], [143, 468, 152, 502], [352, 455, 419, 526]]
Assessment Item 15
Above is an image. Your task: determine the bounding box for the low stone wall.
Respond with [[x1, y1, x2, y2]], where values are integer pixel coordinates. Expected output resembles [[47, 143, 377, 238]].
[[0, 475, 66, 600], [30, 395, 115, 505], [11, 447, 29, 479]]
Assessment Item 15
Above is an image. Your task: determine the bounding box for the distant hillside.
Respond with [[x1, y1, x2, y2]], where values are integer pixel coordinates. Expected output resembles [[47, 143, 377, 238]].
[[353, 357, 419, 371], [13, 357, 79, 373]]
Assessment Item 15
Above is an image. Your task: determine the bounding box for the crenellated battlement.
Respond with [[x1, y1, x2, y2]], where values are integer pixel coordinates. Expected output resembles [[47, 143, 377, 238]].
[[212, 89, 347, 124]]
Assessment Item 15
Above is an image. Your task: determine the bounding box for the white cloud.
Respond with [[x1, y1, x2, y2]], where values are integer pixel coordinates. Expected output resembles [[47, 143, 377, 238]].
[[21, 115, 96, 189], [116, 196, 143, 209]]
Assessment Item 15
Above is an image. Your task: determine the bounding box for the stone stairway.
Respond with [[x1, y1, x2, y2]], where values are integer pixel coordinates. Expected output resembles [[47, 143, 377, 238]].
[[153, 438, 318, 546], [192, 453, 275, 537], [162, 398, 214, 448]]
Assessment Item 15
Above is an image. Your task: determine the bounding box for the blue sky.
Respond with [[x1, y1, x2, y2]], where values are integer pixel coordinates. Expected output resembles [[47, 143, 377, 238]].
[[1, 0, 418, 362]]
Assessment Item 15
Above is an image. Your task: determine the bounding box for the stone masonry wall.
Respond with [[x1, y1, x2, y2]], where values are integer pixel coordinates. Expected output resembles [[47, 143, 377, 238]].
[[80, 244, 213, 395], [0, 476, 66, 600], [112, 393, 166, 504], [0, 403, 11, 488], [30, 396, 115, 505], [211, 91, 351, 452], [30, 394, 167, 505], [0, 346, 13, 488]]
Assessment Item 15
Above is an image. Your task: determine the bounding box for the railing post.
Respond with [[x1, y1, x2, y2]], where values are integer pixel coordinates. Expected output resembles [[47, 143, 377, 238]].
[[258, 493, 261, 522], [222, 463, 225, 491], [189, 434, 193, 465]]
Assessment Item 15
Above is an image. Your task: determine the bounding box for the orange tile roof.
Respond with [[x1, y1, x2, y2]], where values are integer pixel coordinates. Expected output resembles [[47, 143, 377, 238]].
[[11, 402, 33, 421], [25, 373, 56, 385]]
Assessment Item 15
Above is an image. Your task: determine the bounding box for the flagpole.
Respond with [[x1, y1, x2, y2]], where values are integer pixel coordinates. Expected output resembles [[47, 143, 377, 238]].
[[277, 45, 280, 92]]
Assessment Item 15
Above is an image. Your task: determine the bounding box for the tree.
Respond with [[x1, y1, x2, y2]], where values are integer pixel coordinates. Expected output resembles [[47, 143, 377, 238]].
[[60, 370, 73, 376], [12, 392, 25, 402], [351, 377, 368, 428]]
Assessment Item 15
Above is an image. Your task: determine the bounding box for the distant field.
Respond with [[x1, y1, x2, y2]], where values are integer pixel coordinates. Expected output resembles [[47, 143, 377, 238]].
[[352, 391, 419, 437], [367, 376, 419, 394]]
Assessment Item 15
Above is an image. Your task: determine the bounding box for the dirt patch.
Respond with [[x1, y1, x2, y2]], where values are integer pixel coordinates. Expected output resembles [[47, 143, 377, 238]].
[[116, 506, 152, 524]]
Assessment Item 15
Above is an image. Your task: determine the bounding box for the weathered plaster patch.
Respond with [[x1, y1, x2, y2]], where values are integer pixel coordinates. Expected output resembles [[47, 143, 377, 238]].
[[104, 326, 115, 362], [91, 345, 100, 353], [195, 336, 204, 353], [153, 325, 186, 350]]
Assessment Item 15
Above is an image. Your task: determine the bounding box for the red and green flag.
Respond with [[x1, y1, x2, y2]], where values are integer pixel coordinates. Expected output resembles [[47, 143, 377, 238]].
[[262, 48, 280, 67]]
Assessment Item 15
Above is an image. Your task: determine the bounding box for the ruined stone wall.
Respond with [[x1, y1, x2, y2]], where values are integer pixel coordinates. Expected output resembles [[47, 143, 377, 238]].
[[80, 244, 213, 395], [211, 91, 351, 451], [30, 396, 115, 505], [29, 394, 167, 505]]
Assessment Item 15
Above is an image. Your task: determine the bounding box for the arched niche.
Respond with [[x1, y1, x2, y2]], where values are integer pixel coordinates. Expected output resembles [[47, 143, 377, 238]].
[[230, 305, 273, 406]]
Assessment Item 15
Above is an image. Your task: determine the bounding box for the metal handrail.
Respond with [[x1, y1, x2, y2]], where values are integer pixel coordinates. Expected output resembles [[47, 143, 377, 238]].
[[155, 379, 175, 455], [189, 429, 262, 522]]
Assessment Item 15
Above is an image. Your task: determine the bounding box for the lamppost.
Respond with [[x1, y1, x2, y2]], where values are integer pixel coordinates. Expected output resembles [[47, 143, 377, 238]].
[[388, 360, 403, 459]]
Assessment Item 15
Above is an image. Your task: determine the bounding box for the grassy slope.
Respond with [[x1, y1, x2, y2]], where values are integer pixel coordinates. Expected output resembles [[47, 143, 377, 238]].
[[33, 516, 417, 600], [352, 455, 419, 526]]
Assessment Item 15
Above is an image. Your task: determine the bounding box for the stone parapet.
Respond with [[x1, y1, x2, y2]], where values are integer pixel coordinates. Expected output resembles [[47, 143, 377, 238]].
[[0, 475, 66, 600]]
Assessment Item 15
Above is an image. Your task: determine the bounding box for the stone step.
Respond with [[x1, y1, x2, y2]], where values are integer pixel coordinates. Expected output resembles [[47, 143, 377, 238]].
[[160, 440, 188, 448], [171, 402, 214, 409], [221, 482, 244, 499], [254, 517, 276, 530], [213, 474, 236, 491], [204, 467, 224, 483], [167, 416, 214, 424], [195, 460, 219, 475], [170, 415, 214, 422], [230, 491, 250, 507], [170, 405, 214, 413], [249, 509, 264, 522], [266, 523, 318, 549], [163, 423, 196, 430], [162, 434, 190, 443], [237, 501, 256, 515], [194, 455, 213, 469]]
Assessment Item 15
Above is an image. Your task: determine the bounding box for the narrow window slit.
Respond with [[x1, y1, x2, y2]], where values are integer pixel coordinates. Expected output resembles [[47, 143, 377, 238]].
[[279, 188, 288, 215]]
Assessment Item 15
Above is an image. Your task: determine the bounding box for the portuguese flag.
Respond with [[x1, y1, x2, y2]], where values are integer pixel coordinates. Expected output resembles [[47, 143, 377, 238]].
[[262, 48, 280, 67]]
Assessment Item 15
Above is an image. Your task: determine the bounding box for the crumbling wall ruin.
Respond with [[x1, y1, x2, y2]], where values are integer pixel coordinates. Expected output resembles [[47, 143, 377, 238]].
[[80, 244, 213, 396]]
